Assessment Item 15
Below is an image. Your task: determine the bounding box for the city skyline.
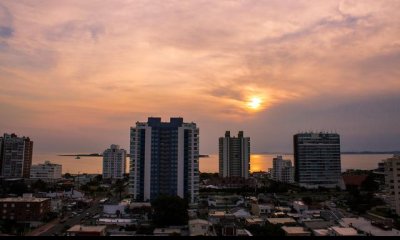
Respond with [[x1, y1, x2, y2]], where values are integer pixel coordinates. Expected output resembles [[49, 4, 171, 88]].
[[1, 1, 400, 155]]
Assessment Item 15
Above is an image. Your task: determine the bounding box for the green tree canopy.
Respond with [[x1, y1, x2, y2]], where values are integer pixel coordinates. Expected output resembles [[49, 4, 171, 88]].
[[151, 195, 189, 227]]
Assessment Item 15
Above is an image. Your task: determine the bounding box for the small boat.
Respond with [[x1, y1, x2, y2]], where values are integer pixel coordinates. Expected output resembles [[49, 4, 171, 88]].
[[75, 156, 81, 159]]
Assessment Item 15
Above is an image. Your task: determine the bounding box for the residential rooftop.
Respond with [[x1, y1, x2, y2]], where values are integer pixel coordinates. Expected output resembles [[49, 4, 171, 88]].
[[282, 226, 311, 235], [267, 217, 296, 225], [330, 226, 359, 236], [67, 225, 106, 233], [0, 197, 49, 203]]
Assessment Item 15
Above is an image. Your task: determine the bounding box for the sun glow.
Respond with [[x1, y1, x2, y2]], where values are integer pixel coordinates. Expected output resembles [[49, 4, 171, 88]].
[[247, 96, 262, 110]]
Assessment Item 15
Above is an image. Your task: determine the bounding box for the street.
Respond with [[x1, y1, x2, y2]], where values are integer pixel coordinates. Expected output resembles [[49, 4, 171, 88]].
[[35, 201, 102, 236]]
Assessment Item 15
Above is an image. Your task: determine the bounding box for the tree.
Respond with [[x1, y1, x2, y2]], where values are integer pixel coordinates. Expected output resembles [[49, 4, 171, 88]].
[[32, 179, 48, 192], [64, 173, 72, 179], [8, 182, 27, 195], [302, 196, 313, 206], [151, 195, 189, 227], [94, 174, 103, 183], [113, 179, 125, 200], [361, 173, 379, 192]]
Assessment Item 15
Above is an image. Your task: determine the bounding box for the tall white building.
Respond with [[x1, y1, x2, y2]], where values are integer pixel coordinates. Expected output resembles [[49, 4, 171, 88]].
[[272, 156, 294, 183], [129, 117, 199, 204], [103, 144, 127, 179], [30, 161, 62, 180], [384, 155, 400, 215], [219, 131, 250, 179]]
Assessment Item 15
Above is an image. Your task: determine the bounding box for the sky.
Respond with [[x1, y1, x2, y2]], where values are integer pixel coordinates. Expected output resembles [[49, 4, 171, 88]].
[[0, 0, 399, 154]]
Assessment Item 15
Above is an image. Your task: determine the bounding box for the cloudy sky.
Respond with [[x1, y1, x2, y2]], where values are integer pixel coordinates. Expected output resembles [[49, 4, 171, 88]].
[[1, 0, 399, 154]]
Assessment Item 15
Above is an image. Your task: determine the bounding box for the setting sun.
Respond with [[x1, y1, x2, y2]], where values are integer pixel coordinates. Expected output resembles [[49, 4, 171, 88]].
[[247, 97, 262, 110]]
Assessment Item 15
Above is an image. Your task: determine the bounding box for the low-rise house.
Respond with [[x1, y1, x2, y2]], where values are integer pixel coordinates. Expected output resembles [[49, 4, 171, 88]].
[[244, 217, 265, 226], [189, 219, 215, 236], [66, 225, 107, 236], [251, 203, 274, 216], [293, 201, 308, 213], [230, 207, 251, 219], [328, 226, 359, 236], [281, 226, 311, 236], [208, 210, 235, 224]]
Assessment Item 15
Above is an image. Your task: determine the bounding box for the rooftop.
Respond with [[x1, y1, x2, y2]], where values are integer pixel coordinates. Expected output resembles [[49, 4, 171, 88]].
[[67, 225, 106, 233], [0, 197, 49, 203], [330, 226, 358, 236], [282, 226, 311, 235], [267, 217, 296, 225], [313, 229, 329, 236], [189, 219, 212, 225]]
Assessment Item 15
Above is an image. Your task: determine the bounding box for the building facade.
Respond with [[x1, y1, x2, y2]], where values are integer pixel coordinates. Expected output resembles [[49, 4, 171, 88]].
[[293, 132, 341, 188], [271, 156, 294, 183], [103, 144, 127, 179], [0, 133, 33, 178], [383, 155, 400, 215], [129, 117, 199, 203], [0, 195, 51, 222], [30, 161, 62, 180], [219, 131, 250, 179]]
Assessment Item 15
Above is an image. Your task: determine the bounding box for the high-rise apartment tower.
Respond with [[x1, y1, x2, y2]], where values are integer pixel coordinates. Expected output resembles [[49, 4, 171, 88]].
[[219, 131, 250, 179], [0, 133, 33, 178], [129, 117, 199, 203], [293, 132, 341, 188], [384, 155, 400, 215], [272, 155, 294, 183], [103, 144, 127, 179]]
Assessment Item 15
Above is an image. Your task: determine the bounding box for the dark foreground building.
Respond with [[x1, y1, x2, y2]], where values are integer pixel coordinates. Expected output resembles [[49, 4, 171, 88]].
[[0, 133, 33, 178], [293, 132, 341, 188], [129, 117, 199, 203]]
